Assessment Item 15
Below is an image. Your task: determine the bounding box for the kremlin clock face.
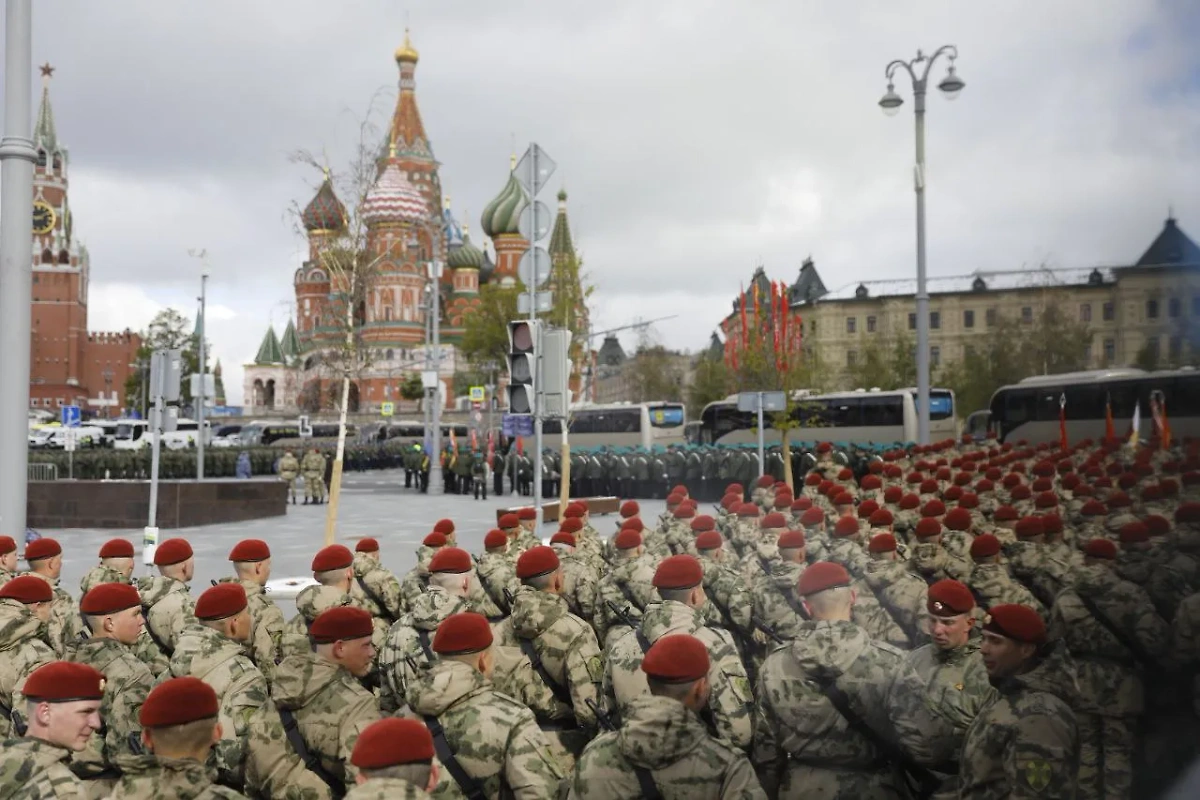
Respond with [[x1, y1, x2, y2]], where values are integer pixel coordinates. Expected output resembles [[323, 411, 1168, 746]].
[[32, 201, 56, 235]]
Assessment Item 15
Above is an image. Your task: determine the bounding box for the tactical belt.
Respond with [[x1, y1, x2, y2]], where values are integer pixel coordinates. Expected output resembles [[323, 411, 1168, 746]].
[[423, 714, 488, 800], [140, 609, 173, 657], [759, 558, 809, 621], [355, 575, 396, 624], [632, 764, 664, 800], [518, 637, 575, 708], [416, 629, 436, 664], [278, 706, 345, 799]]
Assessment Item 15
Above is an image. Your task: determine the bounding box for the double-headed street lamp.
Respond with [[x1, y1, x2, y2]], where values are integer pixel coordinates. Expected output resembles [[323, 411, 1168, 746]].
[[879, 46, 964, 445]]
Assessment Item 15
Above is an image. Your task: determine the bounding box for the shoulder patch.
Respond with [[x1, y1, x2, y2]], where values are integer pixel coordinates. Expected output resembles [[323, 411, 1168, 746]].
[[1018, 758, 1053, 792]]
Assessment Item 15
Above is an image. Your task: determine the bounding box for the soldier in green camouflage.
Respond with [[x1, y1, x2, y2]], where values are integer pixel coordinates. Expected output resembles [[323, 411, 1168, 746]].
[[0, 536, 18, 584], [406, 612, 567, 798], [278, 450, 300, 504], [79, 538, 136, 596], [22, 538, 85, 657], [0, 661, 104, 799], [0, 577, 56, 739], [345, 718, 436, 799], [966, 534, 1047, 615], [138, 538, 197, 659], [398, 530, 450, 612], [279, 584, 352, 662], [748, 529, 809, 652], [110, 676, 248, 799], [549, 530, 599, 622], [301, 448, 327, 504], [63, 583, 155, 793], [694, 530, 756, 642], [225, 539, 287, 683], [169, 583, 334, 799], [570, 633, 766, 800], [476, 529, 520, 615], [1048, 539, 1171, 800], [753, 562, 957, 798], [593, 529, 659, 648], [958, 604, 1080, 800], [606, 555, 753, 753], [351, 538, 404, 624], [861, 532, 929, 644], [272, 607, 382, 792]]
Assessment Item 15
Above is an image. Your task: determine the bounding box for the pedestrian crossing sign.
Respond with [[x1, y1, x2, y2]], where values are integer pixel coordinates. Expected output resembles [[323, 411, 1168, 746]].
[[469, 386, 486, 403], [380, 402, 395, 417]]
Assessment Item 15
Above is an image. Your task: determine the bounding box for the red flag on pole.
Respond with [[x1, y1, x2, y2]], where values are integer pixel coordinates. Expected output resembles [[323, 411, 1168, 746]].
[[753, 282, 760, 330], [772, 281, 782, 367], [516, 436, 523, 455], [739, 283, 749, 351], [1104, 394, 1116, 443], [1059, 393, 1068, 451], [780, 287, 789, 367]]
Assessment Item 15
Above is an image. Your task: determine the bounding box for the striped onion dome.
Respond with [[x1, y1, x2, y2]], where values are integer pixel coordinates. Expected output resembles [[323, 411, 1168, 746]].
[[301, 175, 346, 232], [448, 228, 484, 269], [362, 162, 428, 226], [480, 171, 527, 237]]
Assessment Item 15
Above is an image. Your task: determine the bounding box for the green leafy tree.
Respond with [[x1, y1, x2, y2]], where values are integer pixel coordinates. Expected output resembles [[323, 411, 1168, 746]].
[[124, 308, 205, 416], [687, 354, 732, 417], [399, 373, 425, 408], [623, 345, 687, 403], [460, 283, 521, 369], [845, 333, 921, 391]]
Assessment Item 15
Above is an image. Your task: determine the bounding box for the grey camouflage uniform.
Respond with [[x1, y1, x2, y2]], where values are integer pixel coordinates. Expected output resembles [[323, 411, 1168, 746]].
[[0, 598, 55, 738], [0, 738, 87, 799], [108, 755, 247, 799], [137, 575, 195, 657]]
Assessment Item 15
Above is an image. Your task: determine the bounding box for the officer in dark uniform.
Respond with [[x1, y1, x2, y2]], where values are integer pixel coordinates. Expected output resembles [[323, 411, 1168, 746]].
[[471, 447, 488, 500]]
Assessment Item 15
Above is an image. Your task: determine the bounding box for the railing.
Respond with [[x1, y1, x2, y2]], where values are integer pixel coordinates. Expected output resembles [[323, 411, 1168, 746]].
[[28, 463, 58, 481]]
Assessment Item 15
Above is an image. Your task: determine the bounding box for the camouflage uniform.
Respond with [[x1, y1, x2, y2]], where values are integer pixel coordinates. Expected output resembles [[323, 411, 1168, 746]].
[[24, 573, 84, 657], [108, 755, 247, 799], [1049, 564, 1171, 800], [908, 541, 973, 585], [567, 695, 767, 800], [476, 551, 520, 615], [168, 623, 333, 799], [138, 575, 195, 657], [698, 553, 756, 641], [301, 451, 327, 502], [958, 641, 1081, 800], [78, 566, 167, 675], [61, 637, 154, 784], [1005, 541, 1073, 609], [0, 598, 55, 738], [80, 564, 129, 596], [752, 620, 957, 798], [1173, 591, 1200, 718], [378, 587, 470, 713], [278, 452, 301, 502], [558, 552, 599, 622], [605, 600, 753, 752], [862, 558, 930, 644], [594, 555, 659, 648], [405, 659, 567, 799], [351, 553, 404, 624], [0, 738, 87, 798], [968, 562, 1047, 615], [345, 778, 431, 800], [280, 586, 386, 665], [272, 651, 382, 792]]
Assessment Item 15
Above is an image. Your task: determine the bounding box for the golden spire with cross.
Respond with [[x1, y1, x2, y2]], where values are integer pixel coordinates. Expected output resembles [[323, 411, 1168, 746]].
[[394, 26, 419, 63]]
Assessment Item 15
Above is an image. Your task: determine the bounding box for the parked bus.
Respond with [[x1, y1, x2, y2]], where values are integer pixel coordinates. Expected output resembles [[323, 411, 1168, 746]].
[[237, 420, 358, 447], [542, 402, 687, 450], [987, 367, 1200, 444], [112, 417, 210, 450], [697, 387, 958, 446]]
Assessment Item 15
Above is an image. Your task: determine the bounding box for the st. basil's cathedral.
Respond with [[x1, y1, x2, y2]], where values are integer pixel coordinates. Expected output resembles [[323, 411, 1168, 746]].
[[243, 32, 585, 413]]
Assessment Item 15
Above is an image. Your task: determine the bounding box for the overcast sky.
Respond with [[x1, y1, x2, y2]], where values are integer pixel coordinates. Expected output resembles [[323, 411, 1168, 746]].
[[11, 0, 1200, 404]]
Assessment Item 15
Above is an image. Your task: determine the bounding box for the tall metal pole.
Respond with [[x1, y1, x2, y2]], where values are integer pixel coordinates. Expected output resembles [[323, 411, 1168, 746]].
[[428, 260, 443, 495], [756, 393, 766, 477], [422, 287, 431, 461], [196, 271, 208, 480], [913, 84, 930, 445], [0, 0, 36, 537], [144, 352, 164, 566], [528, 150, 544, 523]]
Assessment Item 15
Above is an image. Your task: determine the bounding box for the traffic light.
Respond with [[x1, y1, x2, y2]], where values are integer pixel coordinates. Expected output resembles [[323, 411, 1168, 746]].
[[507, 320, 540, 415]]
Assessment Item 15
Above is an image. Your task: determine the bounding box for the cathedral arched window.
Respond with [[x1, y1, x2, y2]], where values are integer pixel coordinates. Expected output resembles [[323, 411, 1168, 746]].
[[36, 150, 46, 167], [41, 248, 53, 264], [58, 250, 69, 264]]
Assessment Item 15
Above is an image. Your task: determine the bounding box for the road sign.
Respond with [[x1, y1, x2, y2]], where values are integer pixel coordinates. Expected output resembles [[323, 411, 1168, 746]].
[[61, 405, 81, 428], [518, 246, 551, 288], [63, 428, 76, 452], [503, 414, 534, 437], [737, 391, 787, 413], [517, 292, 553, 314], [518, 200, 552, 241], [469, 386, 486, 403], [514, 143, 557, 197], [380, 401, 395, 417]]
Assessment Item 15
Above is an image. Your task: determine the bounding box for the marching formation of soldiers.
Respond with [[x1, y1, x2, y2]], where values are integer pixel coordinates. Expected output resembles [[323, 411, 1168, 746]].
[[4, 432, 1200, 798]]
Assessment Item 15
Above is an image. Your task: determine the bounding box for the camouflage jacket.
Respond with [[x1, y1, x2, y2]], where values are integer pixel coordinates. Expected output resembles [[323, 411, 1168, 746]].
[[0, 598, 55, 738], [61, 636, 154, 778], [1172, 591, 1200, 717], [280, 586, 353, 662], [344, 777, 431, 800], [825, 537, 872, 581], [1004, 542, 1073, 609], [968, 563, 1047, 616], [80, 563, 129, 596], [23, 573, 84, 658], [0, 737, 86, 799], [405, 659, 567, 800], [352, 553, 404, 623], [378, 587, 469, 713], [751, 620, 957, 798], [1115, 550, 1193, 621], [594, 556, 659, 648], [476, 552, 520, 615], [138, 575, 194, 657], [108, 754, 247, 799], [272, 651, 381, 791], [957, 641, 1081, 800], [169, 624, 332, 799], [605, 600, 753, 752], [1048, 564, 1171, 716], [279, 454, 300, 480], [904, 638, 996, 736], [699, 556, 755, 640], [908, 541, 973, 585], [240, 579, 286, 683], [493, 587, 604, 729], [300, 452, 325, 477], [558, 553, 599, 622], [862, 558, 929, 644], [567, 695, 767, 800], [79, 567, 168, 675], [750, 560, 809, 643]]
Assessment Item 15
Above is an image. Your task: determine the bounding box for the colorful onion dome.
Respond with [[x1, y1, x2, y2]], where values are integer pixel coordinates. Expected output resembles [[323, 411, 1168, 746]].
[[480, 168, 527, 238], [479, 247, 495, 283], [301, 175, 346, 232], [362, 162, 428, 226], [448, 227, 484, 270]]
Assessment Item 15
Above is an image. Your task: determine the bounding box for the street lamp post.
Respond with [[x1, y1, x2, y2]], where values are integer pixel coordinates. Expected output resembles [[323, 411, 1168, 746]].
[[102, 368, 114, 419], [427, 259, 444, 495], [195, 267, 209, 480], [879, 46, 964, 445]]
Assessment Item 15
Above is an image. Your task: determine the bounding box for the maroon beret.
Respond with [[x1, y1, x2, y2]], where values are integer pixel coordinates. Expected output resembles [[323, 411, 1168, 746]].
[[311, 544, 353, 572], [25, 537, 62, 562], [310, 606, 374, 644], [564, 503, 586, 519], [516, 546, 560, 580], [927, 579, 975, 616], [856, 500, 880, 518], [351, 718, 435, 769], [0, 536, 15, 555], [975, 479, 995, 493], [817, 442, 833, 453], [805, 472, 823, 486], [354, 537, 380, 554], [720, 494, 740, 510], [422, 532, 448, 548], [1034, 492, 1058, 509], [970, 534, 1002, 558], [755, 475, 775, 488], [690, 515, 716, 533], [641, 633, 710, 683], [429, 547, 472, 574], [672, 504, 696, 520], [1015, 517, 1045, 539], [1041, 514, 1063, 535], [737, 503, 761, 518], [915, 518, 943, 539], [483, 529, 507, 549], [919, 480, 939, 495], [800, 508, 826, 527], [984, 604, 1047, 644], [620, 501, 640, 518], [153, 538, 193, 567], [1032, 478, 1053, 493], [1119, 522, 1149, 544], [550, 531, 576, 547], [994, 505, 1019, 522], [778, 530, 806, 550], [833, 516, 860, 538], [80, 583, 141, 616], [560, 517, 584, 533], [943, 508, 973, 532], [0, 575, 53, 604], [944, 486, 964, 502], [614, 529, 643, 550], [140, 677, 219, 727], [517, 507, 537, 521], [726, 483, 744, 494], [860, 474, 882, 491], [1107, 491, 1132, 509], [833, 492, 855, 506], [1176, 502, 1200, 524], [868, 533, 897, 554], [98, 539, 134, 559], [1084, 538, 1117, 560], [498, 513, 520, 529], [797, 562, 852, 596], [433, 612, 493, 655], [24, 662, 106, 702], [868, 509, 894, 528], [228, 539, 270, 563], [958, 493, 980, 510], [195, 583, 248, 621], [899, 494, 921, 510], [1144, 515, 1171, 536], [790, 497, 813, 513], [883, 487, 904, 503], [921, 499, 946, 518], [695, 530, 724, 551], [653, 555, 704, 590], [1010, 485, 1032, 501], [761, 512, 787, 529], [434, 519, 455, 534]]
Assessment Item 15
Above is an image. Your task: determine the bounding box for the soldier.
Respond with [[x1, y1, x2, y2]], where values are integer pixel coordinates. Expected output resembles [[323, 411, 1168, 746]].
[[607, 554, 754, 753], [749, 529, 810, 644], [138, 537, 196, 659], [959, 604, 1080, 800], [301, 448, 327, 505], [22, 538, 85, 657], [472, 447, 488, 500], [904, 580, 996, 798], [1049, 538, 1171, 800], [570, 634, 766, 800], [403, 444, 418, 490], [398, 531, 449, 613], [279, 450, 300, 504], [695, 530, 756, 643], [64, 583, 155, 791], [0, 536, 18, 584], [494, 546, 605, 760], [0, 661, 104, 798], [306, 545, 388, 660], [0, 576, 56, 738], [273, 607, 381, 792], [170, 583, 333, 799], [593, 528, 658, 648], [967, 534, 1046, 614], [862, 532, 930, 644], [351, 538, 403, 625], [110, 677, 247, 799], [752, 562, 956, 798], [279, 585, 353, 663], [227, 538, 287, 682], [346, 718, 437, 799], [476, 529, 520, 615], [909, 518, 973, 584], [79, 538, 135, 595], [549, 531, 599, 622], [406, 612, 567, 798]]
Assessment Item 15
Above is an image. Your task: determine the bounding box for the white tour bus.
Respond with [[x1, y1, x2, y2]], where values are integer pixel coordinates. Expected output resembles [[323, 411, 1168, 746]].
[[542, 402, 687, 450], [113, 417, 211, 450]]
